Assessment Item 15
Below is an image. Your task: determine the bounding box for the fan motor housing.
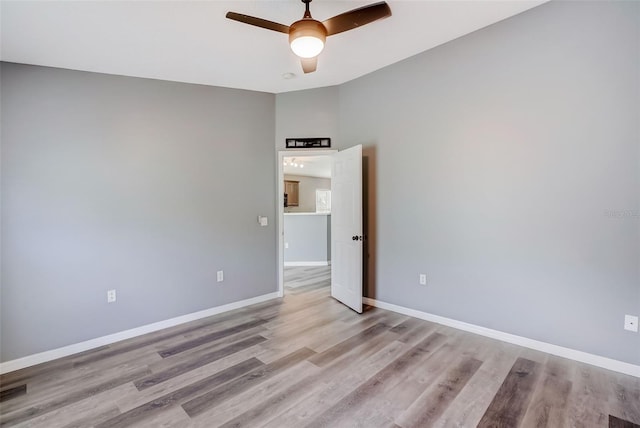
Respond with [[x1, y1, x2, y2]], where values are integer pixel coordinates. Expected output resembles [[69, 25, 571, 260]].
[[289, 19, 328, 45]]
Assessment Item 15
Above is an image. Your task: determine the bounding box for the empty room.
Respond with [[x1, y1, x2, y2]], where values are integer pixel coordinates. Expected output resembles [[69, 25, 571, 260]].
[[1, 0, 639, 427]]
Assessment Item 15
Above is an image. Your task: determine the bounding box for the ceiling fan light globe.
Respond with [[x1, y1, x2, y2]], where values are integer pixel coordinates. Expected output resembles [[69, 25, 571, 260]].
[[290, 36, 324, 58], [289, 19, 327, 59]]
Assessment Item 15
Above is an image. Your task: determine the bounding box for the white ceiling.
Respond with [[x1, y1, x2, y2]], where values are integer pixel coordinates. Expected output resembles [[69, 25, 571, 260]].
[[0, 0, 546, 94], [284, 155, 332, 178]]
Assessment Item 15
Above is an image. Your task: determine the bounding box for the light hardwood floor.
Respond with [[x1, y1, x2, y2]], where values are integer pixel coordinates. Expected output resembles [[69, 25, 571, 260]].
[[1, 266, 639, 427]]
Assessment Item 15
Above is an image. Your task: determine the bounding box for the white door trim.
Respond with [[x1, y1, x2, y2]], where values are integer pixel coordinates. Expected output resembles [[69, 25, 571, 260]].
[[277, 149, 337, 297]]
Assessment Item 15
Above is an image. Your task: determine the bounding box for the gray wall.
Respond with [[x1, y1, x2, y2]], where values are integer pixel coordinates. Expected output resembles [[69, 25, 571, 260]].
[[277, 1, 640, 365], [275, 86, 339, 151], [1, 63, 277, 361], [284, 214, 331, 264], [284, 174, 331, 213]]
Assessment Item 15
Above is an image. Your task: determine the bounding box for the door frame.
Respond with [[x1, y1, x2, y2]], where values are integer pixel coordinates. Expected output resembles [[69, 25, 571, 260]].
[[277, 149, 337, 297]]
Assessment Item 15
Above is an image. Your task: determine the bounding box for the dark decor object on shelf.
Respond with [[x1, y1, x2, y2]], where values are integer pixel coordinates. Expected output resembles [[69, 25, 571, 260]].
[[285, 138, 331, 149]]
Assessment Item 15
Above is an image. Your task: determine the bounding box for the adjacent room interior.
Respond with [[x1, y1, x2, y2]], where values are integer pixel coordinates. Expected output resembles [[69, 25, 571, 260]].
[[282, 155, 332, 296], [1, 0, 639, 426]]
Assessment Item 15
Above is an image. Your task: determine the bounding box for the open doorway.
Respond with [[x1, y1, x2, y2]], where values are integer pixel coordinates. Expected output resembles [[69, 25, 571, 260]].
[[277, 150, 336, 297]]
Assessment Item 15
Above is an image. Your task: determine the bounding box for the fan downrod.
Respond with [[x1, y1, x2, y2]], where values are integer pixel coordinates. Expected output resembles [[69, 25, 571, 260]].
[[302, 0, 312, 19]]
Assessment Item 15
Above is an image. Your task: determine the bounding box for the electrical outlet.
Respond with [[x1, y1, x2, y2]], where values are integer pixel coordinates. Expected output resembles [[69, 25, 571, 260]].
[[285, 242, 289, 249], [419, 274, 427, 285], [624, 315, 639, 332], [107, 289, 116, 303], [217, 270, 224, 282]]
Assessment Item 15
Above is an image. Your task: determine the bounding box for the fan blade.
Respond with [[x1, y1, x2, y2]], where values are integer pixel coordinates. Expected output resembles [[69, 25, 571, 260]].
[[322, 1, 391, 36], [301, 57, 318, 74], [225, 12, 290, 34]]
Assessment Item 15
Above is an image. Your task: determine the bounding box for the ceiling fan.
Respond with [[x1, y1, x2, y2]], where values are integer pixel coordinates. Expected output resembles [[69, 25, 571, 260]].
[[226, 0, 392, 74]]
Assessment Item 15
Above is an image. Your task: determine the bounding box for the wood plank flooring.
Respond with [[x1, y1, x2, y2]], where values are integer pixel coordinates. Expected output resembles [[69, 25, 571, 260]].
[[1, 266, 639, 427]]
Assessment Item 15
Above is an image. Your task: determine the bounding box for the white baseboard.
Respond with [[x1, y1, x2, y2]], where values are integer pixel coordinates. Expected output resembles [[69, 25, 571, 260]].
[[0, 292, 280, 375], [284, 261, 331, 267], [363, 297, 640, 378], [6, 292, 636, 378]]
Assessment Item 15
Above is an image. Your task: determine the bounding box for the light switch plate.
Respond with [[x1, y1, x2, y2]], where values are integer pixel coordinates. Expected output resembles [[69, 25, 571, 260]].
[[258, 216, 268, 226]]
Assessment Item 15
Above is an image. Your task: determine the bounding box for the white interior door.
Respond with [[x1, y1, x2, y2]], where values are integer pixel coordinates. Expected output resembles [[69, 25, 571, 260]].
[[331, 145, 363, 313]]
